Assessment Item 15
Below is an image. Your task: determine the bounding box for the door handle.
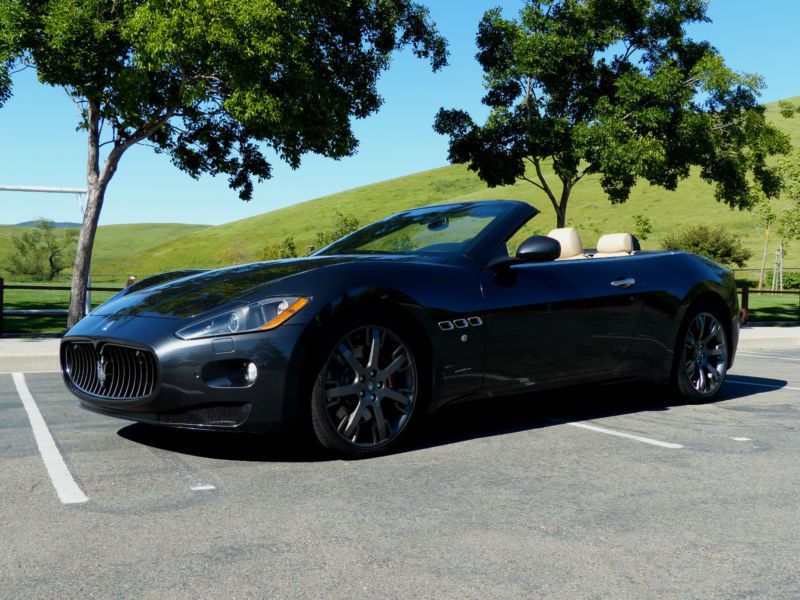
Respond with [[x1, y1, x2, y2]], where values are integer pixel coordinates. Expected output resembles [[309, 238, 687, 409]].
[[610, 277, 636, 288]]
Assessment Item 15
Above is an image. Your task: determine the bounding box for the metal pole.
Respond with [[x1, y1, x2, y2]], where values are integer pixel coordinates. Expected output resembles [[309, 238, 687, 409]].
[[0, 185, 88, 194]]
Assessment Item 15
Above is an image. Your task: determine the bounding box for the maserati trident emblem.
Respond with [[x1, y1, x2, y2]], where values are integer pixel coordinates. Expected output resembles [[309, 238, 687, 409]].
[[96, 355, 107, 386]]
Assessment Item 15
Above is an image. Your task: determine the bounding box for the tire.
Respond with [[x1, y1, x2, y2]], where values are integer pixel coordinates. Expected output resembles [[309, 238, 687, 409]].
[[673, 303, 730, 403], [309, 313, 427, 458]]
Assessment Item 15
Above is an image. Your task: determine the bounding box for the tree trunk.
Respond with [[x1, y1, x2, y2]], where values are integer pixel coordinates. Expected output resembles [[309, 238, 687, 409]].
[[67, 184, 107, 327], [67, 101, 118, 328], [65, 99, 171, 328], [555, 205, 566, 228]]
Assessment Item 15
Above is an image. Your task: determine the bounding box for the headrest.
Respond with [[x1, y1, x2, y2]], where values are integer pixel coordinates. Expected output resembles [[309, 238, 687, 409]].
[[596, 233, 634, 254], [547, 227, 583, 259]]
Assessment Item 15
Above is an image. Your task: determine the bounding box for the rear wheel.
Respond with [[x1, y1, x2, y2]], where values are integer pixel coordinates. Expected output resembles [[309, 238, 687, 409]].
[[673, 305, 729, 402], [310, 316, 425, 457]]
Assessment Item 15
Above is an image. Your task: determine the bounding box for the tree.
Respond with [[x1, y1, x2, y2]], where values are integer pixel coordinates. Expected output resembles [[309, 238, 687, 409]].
[[751, 153, 800, 287], [313, 211, 361, 249], [777, 153, 800, 240], [751, 193, 777, 288], [6, 219, 77, 280], [259, 236, 299, 260], [779, 100, 800, 118], [434, 0, 790, 228], [219, 241, 247, 266], [632, 214, 652, 242], [661, 225, 752, 268], [0, 1, 447, 326]]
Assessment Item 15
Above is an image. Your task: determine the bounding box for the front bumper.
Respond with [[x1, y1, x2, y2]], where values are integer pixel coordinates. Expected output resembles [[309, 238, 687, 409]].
[[61, 315, 308, 432]]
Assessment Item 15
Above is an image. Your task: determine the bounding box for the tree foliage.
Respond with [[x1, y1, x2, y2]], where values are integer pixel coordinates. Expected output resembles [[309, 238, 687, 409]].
[[0, 0, 447, 325], [313, 211, 361, 249], [661, 225, 752, 268], [6, 219, 78, 280], [434, 0, 790, 228], [260, 236, 298, 261], [632, 214, 652, 241], [776, 153, 800, 241]]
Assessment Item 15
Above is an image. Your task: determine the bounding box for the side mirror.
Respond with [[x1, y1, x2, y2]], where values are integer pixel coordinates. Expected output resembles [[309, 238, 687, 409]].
[[516, 235, 561, 262]]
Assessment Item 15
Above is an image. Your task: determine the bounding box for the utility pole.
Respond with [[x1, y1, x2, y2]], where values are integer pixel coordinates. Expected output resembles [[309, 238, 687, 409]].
[[771, 242, 784, 291]]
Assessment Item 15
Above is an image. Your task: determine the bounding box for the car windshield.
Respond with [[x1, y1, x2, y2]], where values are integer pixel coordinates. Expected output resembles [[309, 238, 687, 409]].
[[317, 203, 511, 256]]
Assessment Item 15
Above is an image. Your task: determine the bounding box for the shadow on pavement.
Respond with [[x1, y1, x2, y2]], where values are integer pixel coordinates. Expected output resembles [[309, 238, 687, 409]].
[[117, 374, 788, 462], [118, 423, 329, 463]]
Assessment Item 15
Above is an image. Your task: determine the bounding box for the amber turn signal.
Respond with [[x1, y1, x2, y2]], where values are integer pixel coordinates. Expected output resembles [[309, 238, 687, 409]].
[[259, 297, 310, 330]]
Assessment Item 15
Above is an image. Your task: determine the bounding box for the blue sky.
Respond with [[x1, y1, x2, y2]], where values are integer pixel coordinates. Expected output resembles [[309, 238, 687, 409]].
[[1, 0, 798, 226]]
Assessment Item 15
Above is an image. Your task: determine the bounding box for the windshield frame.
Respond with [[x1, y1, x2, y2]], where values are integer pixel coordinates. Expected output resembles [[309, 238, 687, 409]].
[[314, 201, 538, 263]]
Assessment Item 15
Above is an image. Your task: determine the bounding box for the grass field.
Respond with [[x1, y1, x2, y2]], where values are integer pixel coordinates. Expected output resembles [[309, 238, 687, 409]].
[[744, 293, 800, 323], [1, 286, 117, 335]]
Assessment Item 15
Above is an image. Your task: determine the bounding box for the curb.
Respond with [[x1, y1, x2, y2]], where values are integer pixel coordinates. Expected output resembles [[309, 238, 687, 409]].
[[0, 339, 61, 373], [737, 335, 800, 351], [0, 357, 60, 373]]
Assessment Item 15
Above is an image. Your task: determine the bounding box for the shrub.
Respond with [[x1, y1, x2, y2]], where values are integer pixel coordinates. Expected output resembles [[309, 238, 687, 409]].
[[259, 236, 297, 260], [313, 212, 360, 250], [765, 271, 800, 290], [661, 225, 752, 268], [632, 214, 653, 241], [735, 277, 758, 289]]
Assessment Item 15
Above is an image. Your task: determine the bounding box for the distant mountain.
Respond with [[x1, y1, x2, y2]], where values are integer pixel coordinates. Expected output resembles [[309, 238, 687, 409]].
[[13, 220, 82, 228]]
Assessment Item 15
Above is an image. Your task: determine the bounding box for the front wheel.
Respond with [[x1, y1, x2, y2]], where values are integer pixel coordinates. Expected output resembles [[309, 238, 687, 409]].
[[673, 305, 729, 403], [310, 318, 424, 457]]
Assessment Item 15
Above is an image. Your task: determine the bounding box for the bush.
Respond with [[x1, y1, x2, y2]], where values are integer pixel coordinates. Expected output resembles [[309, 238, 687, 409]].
[[313, 212, 360, 250], [735, 277, 758, 289], [259, 236, 297, 260], [632, 214, 653, 241], [765, 271, 800, 290], [661, 225, 752, 268]]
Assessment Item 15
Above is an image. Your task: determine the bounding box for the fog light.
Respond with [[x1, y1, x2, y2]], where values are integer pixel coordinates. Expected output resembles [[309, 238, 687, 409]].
[[245, 362, 258, 385]]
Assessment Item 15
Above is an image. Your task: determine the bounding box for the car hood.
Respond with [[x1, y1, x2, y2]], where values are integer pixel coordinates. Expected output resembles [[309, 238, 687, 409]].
[[91, 254, 430, 320]]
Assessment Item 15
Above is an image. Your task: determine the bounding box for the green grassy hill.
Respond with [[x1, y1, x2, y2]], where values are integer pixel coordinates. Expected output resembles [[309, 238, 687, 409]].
[[3, 97, 799, 281], [97, 97, 800, 276]]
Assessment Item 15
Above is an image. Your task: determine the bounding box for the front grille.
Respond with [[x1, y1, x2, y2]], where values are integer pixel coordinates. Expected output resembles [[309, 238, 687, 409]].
[[64, 342, 158, 400], [158, 404, 249, 427]]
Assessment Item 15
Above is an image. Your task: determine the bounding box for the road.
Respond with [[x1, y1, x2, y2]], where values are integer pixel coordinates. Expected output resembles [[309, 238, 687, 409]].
[[2, 349, 799, 599]]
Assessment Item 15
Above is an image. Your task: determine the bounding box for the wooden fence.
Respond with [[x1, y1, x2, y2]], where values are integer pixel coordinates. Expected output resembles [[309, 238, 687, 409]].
[[0, 277, 123, 335]]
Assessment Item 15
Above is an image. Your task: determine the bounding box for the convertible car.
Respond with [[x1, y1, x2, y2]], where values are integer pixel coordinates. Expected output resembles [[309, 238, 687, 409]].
[[61, 200, 739, 457]]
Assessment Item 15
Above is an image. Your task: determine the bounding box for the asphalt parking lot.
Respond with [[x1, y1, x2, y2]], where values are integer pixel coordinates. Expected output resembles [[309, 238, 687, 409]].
[[2, 350, 799, 599]]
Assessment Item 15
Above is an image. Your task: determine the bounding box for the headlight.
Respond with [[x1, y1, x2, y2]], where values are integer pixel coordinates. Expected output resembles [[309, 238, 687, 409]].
[[176, 297, 310, 340]]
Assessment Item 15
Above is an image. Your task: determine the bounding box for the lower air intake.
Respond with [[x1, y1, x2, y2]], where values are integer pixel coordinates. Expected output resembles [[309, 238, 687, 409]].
[[158, 404, 249, 427]]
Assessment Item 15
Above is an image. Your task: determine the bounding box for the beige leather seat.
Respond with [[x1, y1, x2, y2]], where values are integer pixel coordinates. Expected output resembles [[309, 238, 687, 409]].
[[593, 233, 634, 258], [547, 227, 587, 260]]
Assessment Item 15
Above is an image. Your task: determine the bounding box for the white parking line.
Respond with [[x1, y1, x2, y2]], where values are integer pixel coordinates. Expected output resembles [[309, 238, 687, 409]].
[[548, 418, 683, 449], [726, 377, 800, 391], [12, 373, 89, 505]]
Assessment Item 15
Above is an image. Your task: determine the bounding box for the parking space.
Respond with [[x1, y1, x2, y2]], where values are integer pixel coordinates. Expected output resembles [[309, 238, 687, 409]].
[[2, 352, 799, 598]]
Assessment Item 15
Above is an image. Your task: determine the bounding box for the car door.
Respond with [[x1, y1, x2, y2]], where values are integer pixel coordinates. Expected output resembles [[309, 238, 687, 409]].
[[480, 257, 647, 393]]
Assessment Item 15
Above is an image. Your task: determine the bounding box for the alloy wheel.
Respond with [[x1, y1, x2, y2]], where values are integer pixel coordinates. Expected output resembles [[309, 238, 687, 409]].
[[321, 325, 417, 448], [682, 312, 727, 396]]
